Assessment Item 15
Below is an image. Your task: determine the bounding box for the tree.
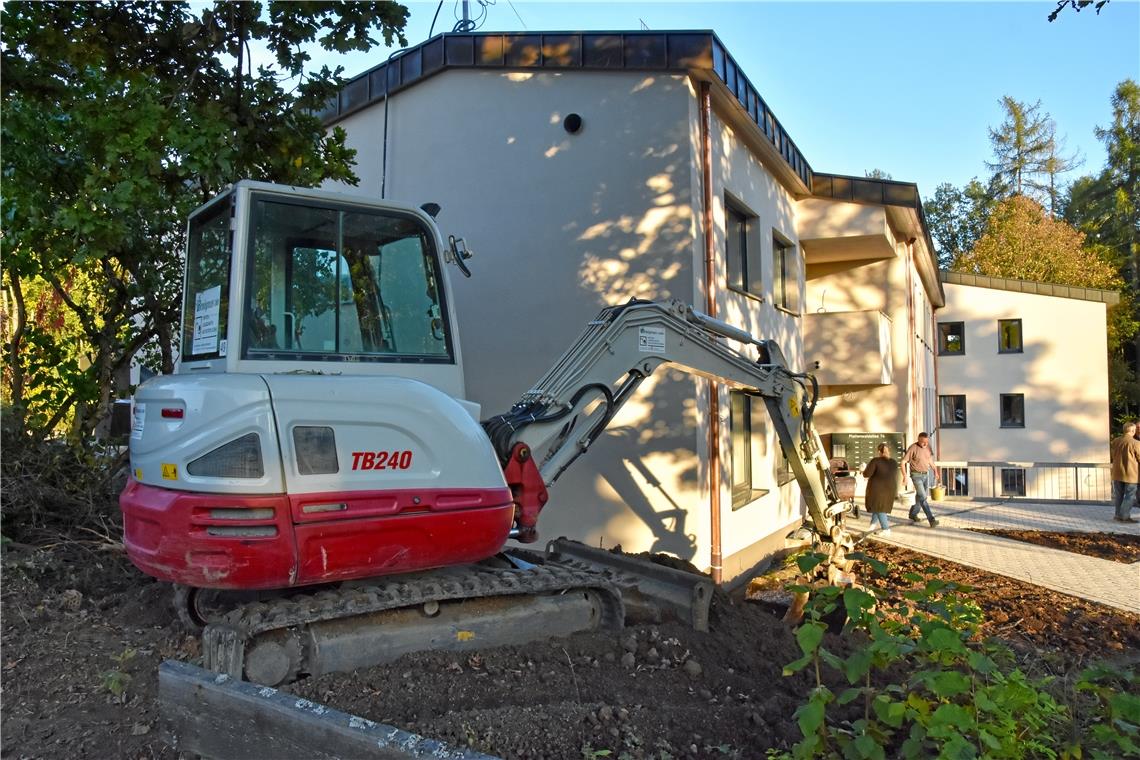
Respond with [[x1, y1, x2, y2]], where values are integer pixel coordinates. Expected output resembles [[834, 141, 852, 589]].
[[986, 97, 1079, 214], [1, 2, 409, 440], [1064, 79, 1140, 415], [1048, 0, 1110, 22], [957, 195, 1118, 288], [922, 179, 996, 269], [864, 169, 893, 180]]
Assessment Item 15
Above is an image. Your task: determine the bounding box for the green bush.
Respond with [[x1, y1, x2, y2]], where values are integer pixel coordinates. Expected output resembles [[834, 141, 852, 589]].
[[771, 552, 1136, 759]]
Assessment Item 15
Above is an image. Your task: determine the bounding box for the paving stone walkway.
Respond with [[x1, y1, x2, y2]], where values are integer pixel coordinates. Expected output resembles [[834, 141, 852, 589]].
[[858, 499, 1140, 614]]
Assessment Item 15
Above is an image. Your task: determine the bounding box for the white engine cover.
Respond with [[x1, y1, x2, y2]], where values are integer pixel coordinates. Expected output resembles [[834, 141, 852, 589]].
[[129, 373, 507, 496]]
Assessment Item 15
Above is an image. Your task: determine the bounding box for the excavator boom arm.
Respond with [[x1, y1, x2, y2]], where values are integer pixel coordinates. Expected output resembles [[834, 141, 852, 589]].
[[482, 299, 846, 542]]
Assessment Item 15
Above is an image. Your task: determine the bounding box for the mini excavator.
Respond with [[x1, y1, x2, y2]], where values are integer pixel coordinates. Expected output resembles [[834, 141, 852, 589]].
[[120, 181, 855, 685]]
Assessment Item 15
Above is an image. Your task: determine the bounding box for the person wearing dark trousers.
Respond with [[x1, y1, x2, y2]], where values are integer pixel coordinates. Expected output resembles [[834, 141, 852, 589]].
[[901, 432, 939, 527], [1110, 422, 1140, 523], [863, 443, 901, 535]]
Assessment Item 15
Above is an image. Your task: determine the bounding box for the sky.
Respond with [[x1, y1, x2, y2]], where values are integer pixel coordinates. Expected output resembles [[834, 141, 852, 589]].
[[309, 1, 1140, 200]]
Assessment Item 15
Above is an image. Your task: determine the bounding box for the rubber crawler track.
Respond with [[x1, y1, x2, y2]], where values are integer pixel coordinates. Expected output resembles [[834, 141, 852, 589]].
[[203, 563, 625, 676]]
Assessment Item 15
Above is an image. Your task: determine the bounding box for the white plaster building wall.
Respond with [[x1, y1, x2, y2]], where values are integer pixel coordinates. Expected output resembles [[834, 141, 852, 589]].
[[936, 282, 1110, 464], [328, 70, 715, 566], [705, 105, 806, 571]]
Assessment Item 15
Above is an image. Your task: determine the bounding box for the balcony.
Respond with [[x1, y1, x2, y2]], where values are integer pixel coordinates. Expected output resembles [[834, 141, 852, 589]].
[[803, 310, 893, 387], [796, 198, 896, 264]]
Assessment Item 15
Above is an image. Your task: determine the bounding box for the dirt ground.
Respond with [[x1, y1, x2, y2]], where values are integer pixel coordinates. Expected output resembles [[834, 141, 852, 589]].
[[3, 540, 1138, 760], [965, 529, 1140, 564]]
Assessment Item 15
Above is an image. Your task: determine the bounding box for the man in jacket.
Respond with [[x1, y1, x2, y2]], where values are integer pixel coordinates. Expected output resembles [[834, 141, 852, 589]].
[[901, 432, 939, 527], [1110, 422, 1140, 523]]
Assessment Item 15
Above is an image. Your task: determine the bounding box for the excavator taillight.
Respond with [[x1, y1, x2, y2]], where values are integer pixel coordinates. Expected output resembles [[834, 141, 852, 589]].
[[161, 408, 184, 419]]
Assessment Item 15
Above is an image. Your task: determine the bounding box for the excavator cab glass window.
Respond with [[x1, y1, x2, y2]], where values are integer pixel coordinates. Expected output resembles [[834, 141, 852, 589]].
[[243, 196, 452, 362], [182, 197, 233, 361]]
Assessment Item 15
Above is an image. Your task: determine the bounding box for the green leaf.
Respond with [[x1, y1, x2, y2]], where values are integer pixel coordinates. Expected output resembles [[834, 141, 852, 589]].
[[853, 732, 885, 760], [783, 654, 812, 676], [929, 703, 973, 731], [848, 552, 889, 576], [873, 696, 906, 728], [844, 649, 874, 684], [978, 729, 1001, 750], [819, 647, 844, 671], [838, 688, 862, 706], [796, 699, 826, 738], [1111, 692, 1140, 723], [928, 671, 971, 698], [796, 552, 826, 575], [925, 626, 966, 655], [796, 622, 825, 656], [843, 588, 877, 619]]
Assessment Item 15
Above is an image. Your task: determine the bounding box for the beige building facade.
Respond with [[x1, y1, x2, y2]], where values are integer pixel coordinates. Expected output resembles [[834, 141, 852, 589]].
[[319, 30, 1106, 580], [934, 272, 1116, 501]]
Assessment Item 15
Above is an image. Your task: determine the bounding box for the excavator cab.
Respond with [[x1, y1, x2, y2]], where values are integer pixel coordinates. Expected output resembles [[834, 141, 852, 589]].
[[180, 182, 461, 382], [122, 183, 514, 593]]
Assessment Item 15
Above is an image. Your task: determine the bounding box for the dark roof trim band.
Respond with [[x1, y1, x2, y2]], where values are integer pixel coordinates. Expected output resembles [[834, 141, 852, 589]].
[[321, 30, 813, 189]]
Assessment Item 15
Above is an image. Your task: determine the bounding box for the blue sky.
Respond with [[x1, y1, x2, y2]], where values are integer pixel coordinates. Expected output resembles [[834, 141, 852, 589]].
[[313, 1, 1140, 200]]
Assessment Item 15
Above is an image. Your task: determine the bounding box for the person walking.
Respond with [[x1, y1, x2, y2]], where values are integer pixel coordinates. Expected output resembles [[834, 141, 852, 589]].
[[901, 432, 939, 527], [862, 443, 900, 535], [1109, 422, 1140, 523]]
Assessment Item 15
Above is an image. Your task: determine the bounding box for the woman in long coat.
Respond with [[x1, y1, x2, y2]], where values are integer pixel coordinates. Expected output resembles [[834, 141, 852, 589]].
[[862, 443, 900, 534]]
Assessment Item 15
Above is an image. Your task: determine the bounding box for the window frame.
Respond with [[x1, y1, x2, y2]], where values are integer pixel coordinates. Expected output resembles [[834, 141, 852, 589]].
[[181, 194, 234, 363], [1000, 468, 1026, 497], [938, 394, 967, 429], [729, 391, 770, 509], [241, 192, 455, 364], [998, 318, 1023, 354], [772, 231, 801, 316], [725, 196, 762, 301], [999, 393, 1025, 429], [938, 321, 965, 356]]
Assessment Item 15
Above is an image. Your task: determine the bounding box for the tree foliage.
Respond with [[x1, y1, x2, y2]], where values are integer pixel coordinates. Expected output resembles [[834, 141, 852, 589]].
[[955, 195, 1118, 289], [1048, 0, 1110, 22], [921, 179, 996, 269], [1064, 79, 1140, 415], [1, 1, 409, 440], [986, 96, 1079, 214]]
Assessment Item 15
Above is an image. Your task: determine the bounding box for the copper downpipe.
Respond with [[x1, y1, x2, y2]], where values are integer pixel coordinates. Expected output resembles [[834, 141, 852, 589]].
[[699, 81, 722, 584]]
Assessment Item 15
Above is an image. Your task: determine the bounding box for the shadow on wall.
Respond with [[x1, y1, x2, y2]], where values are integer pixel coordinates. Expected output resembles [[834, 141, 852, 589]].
[[504, 75, 703, 559]]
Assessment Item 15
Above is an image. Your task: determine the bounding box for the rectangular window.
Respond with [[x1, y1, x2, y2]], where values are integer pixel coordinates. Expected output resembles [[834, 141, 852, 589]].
[[938, 395, 967, 428], [725, 199, 761, 298], [938, 322, 965, 355], [1001, 468, 1026, 497], [773, 233, 800, 314], [730, 392, 769, 508], [182, 196, 233, 361], [244, 196, 452, 362], [1000, 394, 1025, 428], [998, 319, 1023, 353]]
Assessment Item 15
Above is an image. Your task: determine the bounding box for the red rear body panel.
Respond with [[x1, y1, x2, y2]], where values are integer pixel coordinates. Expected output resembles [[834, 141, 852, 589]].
[[120, 478, 516, 589]]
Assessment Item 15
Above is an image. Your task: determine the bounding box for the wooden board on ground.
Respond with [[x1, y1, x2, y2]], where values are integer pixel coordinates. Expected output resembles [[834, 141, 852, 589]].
[[158, 660, 497, 759]]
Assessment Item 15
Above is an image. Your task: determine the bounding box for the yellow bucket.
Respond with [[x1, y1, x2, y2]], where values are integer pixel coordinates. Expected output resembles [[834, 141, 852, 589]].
[[931, 484, 946, 502]]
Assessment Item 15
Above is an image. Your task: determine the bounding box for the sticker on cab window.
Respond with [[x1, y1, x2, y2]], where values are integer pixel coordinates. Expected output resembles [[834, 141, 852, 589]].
[[131, 403, 146, 440]]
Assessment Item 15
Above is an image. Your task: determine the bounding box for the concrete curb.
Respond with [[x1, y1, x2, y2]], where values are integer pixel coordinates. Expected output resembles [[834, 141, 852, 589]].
[[159, 660, 498, 759]]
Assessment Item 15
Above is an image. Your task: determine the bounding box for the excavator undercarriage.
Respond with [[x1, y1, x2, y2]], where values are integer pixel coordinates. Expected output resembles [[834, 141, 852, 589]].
[[193, 539, 714, 686]]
